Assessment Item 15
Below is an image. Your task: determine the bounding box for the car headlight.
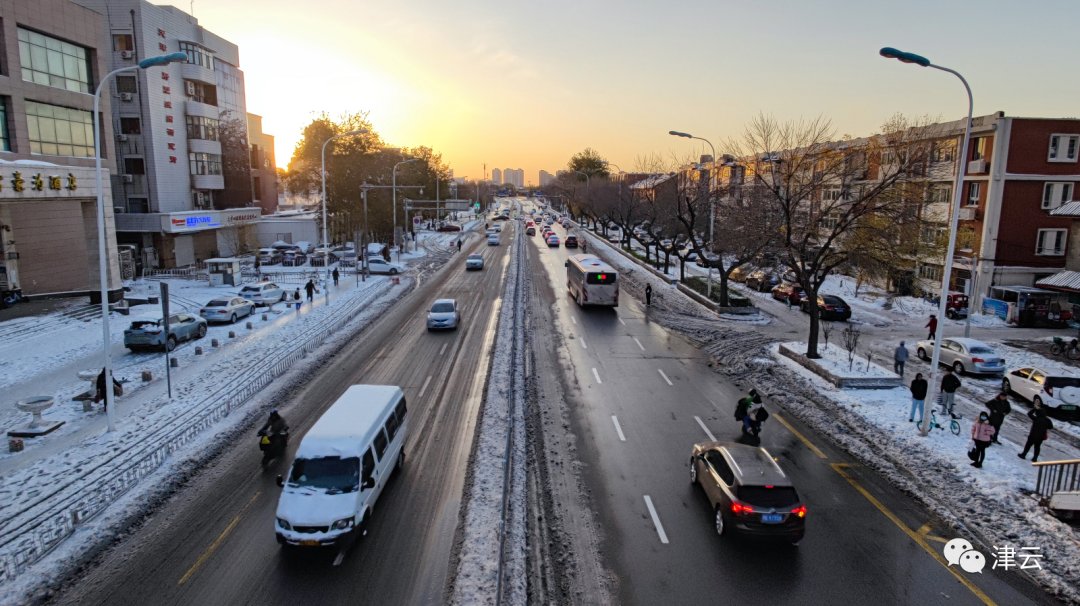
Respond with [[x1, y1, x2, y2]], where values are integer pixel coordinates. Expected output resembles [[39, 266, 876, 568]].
[[276, 517, 292, 531], [331, 517, 354, 531]]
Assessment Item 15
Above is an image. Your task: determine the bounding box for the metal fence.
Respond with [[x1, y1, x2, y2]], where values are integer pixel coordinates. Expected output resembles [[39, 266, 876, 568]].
[[0, 280, 395, 583], [1033, 458, 1080, 499]]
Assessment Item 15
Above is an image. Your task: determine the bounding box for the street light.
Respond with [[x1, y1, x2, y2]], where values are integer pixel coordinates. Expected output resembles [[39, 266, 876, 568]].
[[393, 157, 420, 261], [93, 51, 187, 432], [669, 130, 718, 299], [321, 129, 367, 305], [880, 46, 974, 437]]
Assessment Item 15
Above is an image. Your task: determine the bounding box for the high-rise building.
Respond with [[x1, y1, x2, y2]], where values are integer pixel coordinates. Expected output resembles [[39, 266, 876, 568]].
[[539, 170, 554, 186], [74, 0, 262, 267], [247, 113, 277, 216], [491, 167, 502, 185], [0, 0, 124, 300]]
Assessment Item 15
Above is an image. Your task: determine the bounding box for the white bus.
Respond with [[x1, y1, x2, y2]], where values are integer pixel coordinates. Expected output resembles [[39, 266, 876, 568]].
[[566, 254, 619, 307]]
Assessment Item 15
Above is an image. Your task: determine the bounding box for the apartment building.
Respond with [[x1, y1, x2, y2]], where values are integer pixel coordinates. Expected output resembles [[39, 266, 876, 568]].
[[0, 0, 123, 301], [539, 170, 554, 187], [491, 167, 501, 186], [247, 112, 277, 216], [73, 0, 261, 268]]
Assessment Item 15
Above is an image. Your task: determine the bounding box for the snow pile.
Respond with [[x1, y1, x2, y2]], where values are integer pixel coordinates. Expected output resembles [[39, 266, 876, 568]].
[[781, 341, 896, 378], [451, 224, 527, 605]]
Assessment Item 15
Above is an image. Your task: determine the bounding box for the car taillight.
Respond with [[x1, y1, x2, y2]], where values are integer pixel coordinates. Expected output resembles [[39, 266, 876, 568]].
[[730, 501, 753, 515], [824, 305, 835, 311], [971, 357, 984, 363], [792, 505, 807, 518]]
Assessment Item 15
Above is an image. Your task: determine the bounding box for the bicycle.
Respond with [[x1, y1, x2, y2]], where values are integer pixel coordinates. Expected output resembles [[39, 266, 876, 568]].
[[917, 410, 960, 435], [1049, 336, 1080, 360]]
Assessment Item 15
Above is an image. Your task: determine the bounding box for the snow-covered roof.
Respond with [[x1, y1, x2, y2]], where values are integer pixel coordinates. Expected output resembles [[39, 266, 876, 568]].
[[1049, 201, 1080, 217], [628, 173, 675, 190], [1036, 270, 1080, 292], [296, 385, 402, 459]]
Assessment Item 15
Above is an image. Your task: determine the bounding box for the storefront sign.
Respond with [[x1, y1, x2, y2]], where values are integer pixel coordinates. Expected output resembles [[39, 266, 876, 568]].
[[0, 166, 99, 199], [160, 208, 262, 233]]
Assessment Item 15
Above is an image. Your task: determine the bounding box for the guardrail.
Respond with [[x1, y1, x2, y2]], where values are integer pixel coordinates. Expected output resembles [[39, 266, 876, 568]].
[[0, 280, 396, 583], [142, 265, 205, 280], [1033, 458, 1080, 498]]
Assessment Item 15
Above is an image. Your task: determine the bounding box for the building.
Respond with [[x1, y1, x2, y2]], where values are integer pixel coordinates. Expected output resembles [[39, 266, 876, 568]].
[[0, 0, 124, 301], [539, 170, 554, 186], [247, 112, 277, 216], [73, 0, 260, 267], [491, 167, 501, 186], [501, 167, 523, 189]]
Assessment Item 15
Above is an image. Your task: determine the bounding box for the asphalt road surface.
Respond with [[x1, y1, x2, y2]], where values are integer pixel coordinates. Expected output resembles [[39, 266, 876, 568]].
[[49, 227, 513, 606], [526, 216, 1059, 606]]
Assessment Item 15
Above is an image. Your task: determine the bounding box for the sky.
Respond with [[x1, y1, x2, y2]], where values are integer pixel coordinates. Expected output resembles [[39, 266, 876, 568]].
[[168, 0, 1080, 186]]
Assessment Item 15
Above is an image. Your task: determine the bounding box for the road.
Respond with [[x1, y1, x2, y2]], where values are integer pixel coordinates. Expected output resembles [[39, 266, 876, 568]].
[[526, 215, 1057, 605], [48, 227, 513, 606]]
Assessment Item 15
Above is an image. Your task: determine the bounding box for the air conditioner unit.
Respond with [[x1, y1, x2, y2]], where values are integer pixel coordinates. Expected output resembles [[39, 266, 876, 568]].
[[119, 92, 134, 102], [117, 134, 129, 142], [121, 174, 134, 184], [120, 50, 134, 60], [957, 207, 977, 221], [185, 81, 196, 96], [967, 159, 987, 174]]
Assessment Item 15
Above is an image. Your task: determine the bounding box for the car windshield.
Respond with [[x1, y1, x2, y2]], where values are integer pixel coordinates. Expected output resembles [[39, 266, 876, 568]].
[[129, 319, 162, 329], [287, 456, 360, 494], [205, 300, 228, 307], [469, 254, 482, 260], [737, 485, 800, 508], [240, 286, 259, 293], [822, 296, 844, 305], [431, 302, 455, 313]]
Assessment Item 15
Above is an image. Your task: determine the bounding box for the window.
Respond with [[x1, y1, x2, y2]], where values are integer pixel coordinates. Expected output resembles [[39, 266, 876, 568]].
[[1049, 134, 1080, 162], [970, 137, 987, 161], [0, 99, 9, 152], [25, 101, 94, 157], [1042, 182, 1075, 210], [185, 115, 219, 141], [385, 411, 399, 440], [361, 450, 375, 483], [178, 42, 214, 70], [1036, 229, 1067, 256], [116, 75, 137, 94], [395, 399, 407, 423], [185, 80, 218, 106], [966, 182, 981, 206], [920, 225, 945, 246], [123, 158, 145, 175], [822, 187, 845, 202], [704, 451, 734, 485], [931, 140, 956, 164], [119, 117, 141, 135], [112, 34, 133, 52], [918, 264, 942, 281], [188, 152, 222, 175], [373, 429, 388, 459], [17, 27, 90, 93], [929, 184, 951, 204]]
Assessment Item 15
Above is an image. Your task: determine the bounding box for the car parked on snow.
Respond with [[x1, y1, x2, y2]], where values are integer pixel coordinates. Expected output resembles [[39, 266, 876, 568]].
[[199, 296, 255, 324], [729, 265, 757, 283], [1001, 367, 1080, 421], [239, 281, 287, 306], [124, 313, 208, 351], [465, 253, 484, 270], [281, 250, 307, 267], [426, 298, 460, 330], [437, 223, 462, 232], [771, 283, 807, 305], [801, 294, 852, 321], [689, 441, 806, 544], [745, 270, 780, 293], [308, 249, 339, 267], [366, 258, 404, 275], [257, 248, 283, 265], [916, 337, 1006, 376]]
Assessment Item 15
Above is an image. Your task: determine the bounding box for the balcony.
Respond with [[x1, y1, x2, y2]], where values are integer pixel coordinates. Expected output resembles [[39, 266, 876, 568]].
[[185, 100, 219, 119], [192, 174, 224, 190], [181, 61, 216, 85], [188, 138, 222, 155]]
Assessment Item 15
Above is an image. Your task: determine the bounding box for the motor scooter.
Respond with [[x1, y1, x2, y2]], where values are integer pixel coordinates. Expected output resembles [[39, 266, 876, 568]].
[[258, 430, 289, 464]]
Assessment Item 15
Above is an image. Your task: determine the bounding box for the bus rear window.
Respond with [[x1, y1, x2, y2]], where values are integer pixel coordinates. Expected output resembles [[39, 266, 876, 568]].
[[586, 272, 616, 285]]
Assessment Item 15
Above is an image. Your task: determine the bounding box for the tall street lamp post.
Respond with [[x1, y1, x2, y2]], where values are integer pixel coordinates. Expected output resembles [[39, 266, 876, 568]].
[[320, 129, 367, 305], [669, 130, 718, 299], [880, 46, 974, 437], [94, 51, 188, 432], [393, 158, 420, 261]]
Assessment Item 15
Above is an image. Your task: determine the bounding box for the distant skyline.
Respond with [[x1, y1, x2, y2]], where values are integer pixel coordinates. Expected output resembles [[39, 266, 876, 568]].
[[166, 0, 1080, 182]]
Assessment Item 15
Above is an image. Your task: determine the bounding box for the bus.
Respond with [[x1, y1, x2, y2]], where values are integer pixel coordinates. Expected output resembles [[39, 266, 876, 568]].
[[566, 254, 619, 307]]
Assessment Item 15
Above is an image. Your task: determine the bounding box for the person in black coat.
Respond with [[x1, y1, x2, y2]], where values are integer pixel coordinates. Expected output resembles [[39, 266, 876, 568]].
[[985, 392, 1011, 444], [939, 368, 961, 418], [1018, 407, 1054, 462], [93, 367, 122, 411], [909, 373, 928, 422]]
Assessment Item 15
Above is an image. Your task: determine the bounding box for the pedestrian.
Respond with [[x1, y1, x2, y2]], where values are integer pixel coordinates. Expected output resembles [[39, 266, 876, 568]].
[[925, 314, 938, 340], [304, 279, 315, 302], [581, 240, 587, 254], [909, 372, 927, 422], [93, 367, 123, 412], [293, 288, 301, 313], [894, 341, 909, 377], [939, 367, 961, 418], [970, 412, 996, 468], [645, 283, 653, 306], [332, 267, 340, 286], [254, 257, 262, 278], [1018, 406, 1054, 462], [735, 389, 762, 435], [985, 392, 1011, 445], [457, 239, 462, 252]]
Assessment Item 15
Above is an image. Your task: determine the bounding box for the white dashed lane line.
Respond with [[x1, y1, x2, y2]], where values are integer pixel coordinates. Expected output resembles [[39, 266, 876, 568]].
[[611, 415, 626, 442], [618, 317, 627, 326], [570, 316, 577, 325], [658, 368, 673, 386], [633, 337, 645, 352], [439, 343, 448, 356], [643, 495, 669, 544], [580, 337, 587, 350], [418, 375, 433, 399], [592, 368, 603, 384], [694, 415, 717, 441]]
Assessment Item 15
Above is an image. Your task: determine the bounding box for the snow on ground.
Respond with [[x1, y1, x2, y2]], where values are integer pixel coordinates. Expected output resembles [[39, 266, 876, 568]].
[[781, 341, 895, 378]]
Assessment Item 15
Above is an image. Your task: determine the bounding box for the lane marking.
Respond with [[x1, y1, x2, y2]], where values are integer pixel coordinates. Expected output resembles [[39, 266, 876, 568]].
[[643, 495, 669, 544], [333, 551, 346, 566], [772, 413, 828, 459], [179, 491, 261, 586], [918, 523, 949, 545], [633, 337, 645, 352], [618, 317, 627, 326], [570, 316, 577, 325], [611, 415, 626, 442], [440, 343, 448, 356], [694, 415, 716, 441], [658, 368, 673, 386], [831, 464, 995, 606], [418, 375, 433, 399], [579, 337, 588, 350], [592, 367, 602, 384]]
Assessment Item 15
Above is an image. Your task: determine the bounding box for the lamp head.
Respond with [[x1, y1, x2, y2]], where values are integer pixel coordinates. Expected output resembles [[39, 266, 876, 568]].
[[138, 52, 188, 68], [879, 47, 930, 67], [668, 130, 692, 138]]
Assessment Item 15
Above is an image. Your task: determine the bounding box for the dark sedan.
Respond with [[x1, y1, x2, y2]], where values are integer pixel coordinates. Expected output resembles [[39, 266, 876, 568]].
[[801, 294, 852, 321]]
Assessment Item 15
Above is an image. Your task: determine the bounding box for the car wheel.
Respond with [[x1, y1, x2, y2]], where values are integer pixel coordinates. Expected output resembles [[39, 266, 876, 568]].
[[389, 268, 399, 275], [689, 459, 698, 484], [166, 336, 177, 352], [1001, 378, 1011, 394], [230, 313, 238, 324], [396, 451, 405, 472], [917, 348, 928, 361], [715, 506, 727, 537], [952, 361, 965, 375], [197, 325, 207, 338]]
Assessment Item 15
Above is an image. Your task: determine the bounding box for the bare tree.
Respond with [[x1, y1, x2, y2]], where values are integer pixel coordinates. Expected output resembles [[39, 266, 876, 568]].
[[843, 325, 862, 371]]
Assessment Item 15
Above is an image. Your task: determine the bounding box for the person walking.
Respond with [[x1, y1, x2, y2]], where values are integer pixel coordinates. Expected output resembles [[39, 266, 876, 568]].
[[93, 367, 123, 412], [970, 412, 996, 468], [304, 279, 315, 302], [925, 314, 938, 340], [332, 267, 339, 286], [735, 389, 762, 436], [293, 288, 301, 313], [985, 392, 1011, 445], [909, 372, 928, 422], [894, 341, 909, 377], [939, 367, 961, 418], [457, 238, 462, 252], [1018, 406, 1054, 462], [645, 283, 653, 306]]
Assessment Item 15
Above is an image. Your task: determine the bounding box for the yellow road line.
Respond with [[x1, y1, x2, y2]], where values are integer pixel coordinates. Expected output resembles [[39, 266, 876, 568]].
[[773, 412, 828, 459], [178, 490, 261, 586], [831, 464, 995, 606], [918, 523, 949, 545]]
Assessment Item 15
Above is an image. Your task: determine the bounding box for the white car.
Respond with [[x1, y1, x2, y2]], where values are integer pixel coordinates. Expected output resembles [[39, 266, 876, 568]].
[[1001, 367, 1080, 421], [487, 234, 500, 246], [239, 281, 287, 306], [366, 258, 404, 275], [199, 296, 255, 323], [915, 337, 1005, 375], [426, 298, 460, 330]]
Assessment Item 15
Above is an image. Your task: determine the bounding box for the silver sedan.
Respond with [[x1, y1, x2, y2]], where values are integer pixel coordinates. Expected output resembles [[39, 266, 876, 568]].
[[200, 296, 255, 324], [916, 337, 1006, 375]]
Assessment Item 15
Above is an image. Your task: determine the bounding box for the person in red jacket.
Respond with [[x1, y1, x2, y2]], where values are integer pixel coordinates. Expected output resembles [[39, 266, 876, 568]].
[[926, 314, 938, 340], [970, 412, 996, 468]]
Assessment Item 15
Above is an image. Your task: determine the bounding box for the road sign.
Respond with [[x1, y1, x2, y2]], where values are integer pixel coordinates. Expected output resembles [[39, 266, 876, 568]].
[[413, 216, 422, 226]]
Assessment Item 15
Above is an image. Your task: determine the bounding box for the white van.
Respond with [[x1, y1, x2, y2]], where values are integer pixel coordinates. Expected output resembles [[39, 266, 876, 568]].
[[275, 385, 408, 548]]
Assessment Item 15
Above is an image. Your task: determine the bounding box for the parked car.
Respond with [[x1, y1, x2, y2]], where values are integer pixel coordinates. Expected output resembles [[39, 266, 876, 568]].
[[308, 249, 339, 267], [199, 296, 255, 324], [124, 313, 208, 351], [337, 249, 358, 267], [281, 250, 307, 267], [945, 292, 969, 320], [546, 235, 560, 247], [437, 223, 462, 232], [366, 258, 404, 275], [729, 265, 757, 283], [1001, 367, 1080, 421], [689, 441, 806, 544], [257, 248, 282, 265], [916, 337, 1006, 375], [427, 298, 460, 331], [564, 235, 579, 248], [695, 252, 721, 268], [239, 281, 287, 306], [801, 294, 852, 321], [745, 270, 780, 293], [465, 253, 484, 271], [771, 283, 807, 305]]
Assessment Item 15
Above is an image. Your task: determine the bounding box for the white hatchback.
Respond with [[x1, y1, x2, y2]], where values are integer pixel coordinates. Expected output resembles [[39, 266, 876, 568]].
[[366, 258, 404, 275], [1001, 367, 1080, 420]]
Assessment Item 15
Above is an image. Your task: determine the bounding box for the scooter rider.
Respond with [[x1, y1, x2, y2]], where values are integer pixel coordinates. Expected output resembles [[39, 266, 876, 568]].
[[258, 409, 289, 457]]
